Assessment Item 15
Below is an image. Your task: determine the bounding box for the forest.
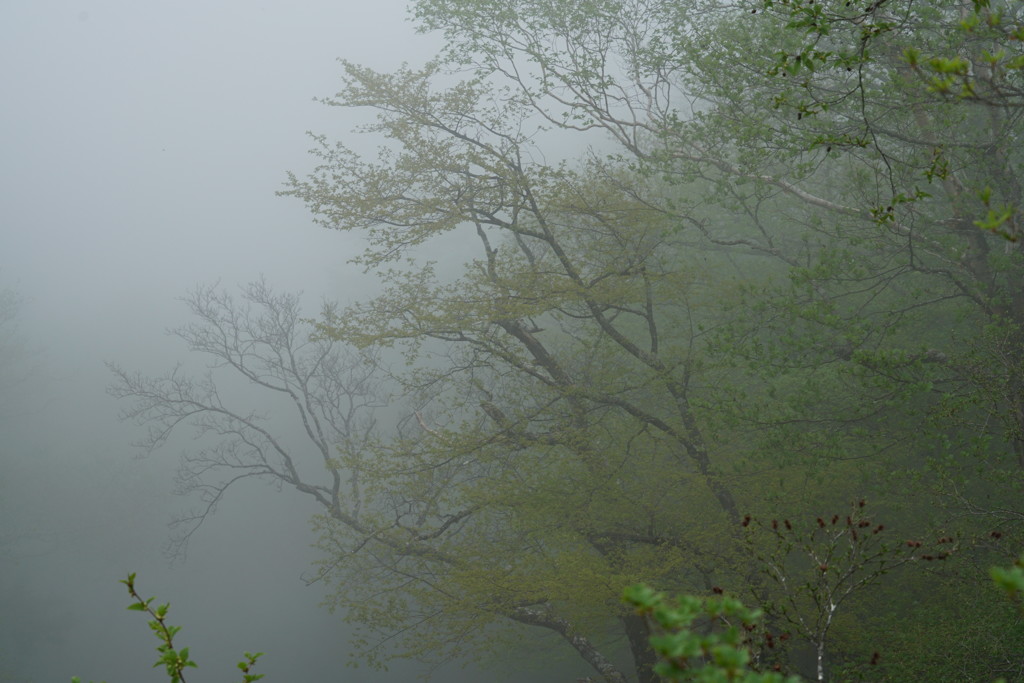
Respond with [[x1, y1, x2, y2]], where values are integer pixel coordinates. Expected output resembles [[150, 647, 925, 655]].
[[96, 0, 1024, 680]]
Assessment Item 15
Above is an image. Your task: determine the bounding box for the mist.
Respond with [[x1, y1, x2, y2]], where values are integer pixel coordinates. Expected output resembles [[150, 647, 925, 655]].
[[0, 2, 516, 681]]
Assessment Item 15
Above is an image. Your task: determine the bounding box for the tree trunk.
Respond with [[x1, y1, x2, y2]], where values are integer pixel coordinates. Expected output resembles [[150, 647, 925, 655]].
[[621, 613, 660, 683]]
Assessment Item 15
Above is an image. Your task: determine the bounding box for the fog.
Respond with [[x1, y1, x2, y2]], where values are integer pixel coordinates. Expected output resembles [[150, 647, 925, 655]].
[[5, 1, 1023, 682], [0, 2, 548, 681]]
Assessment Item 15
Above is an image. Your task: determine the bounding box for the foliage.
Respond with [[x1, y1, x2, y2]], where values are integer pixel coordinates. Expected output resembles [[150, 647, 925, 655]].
[[628, 550, 1024, 683], [757, 0, 1024, 238], [623, 584, 800, 682], [71, 574, 264, 683], [992, 552, 1024, 602], [765, 0, 1024, 105]]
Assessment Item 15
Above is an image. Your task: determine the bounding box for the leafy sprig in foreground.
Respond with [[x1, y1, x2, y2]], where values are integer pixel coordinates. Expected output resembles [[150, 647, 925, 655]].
[[71, 573, 264, 683]]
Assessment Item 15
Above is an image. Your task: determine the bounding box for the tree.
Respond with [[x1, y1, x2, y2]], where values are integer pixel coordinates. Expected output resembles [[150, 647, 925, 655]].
[[108, 278, 388, 560], [279, 0, 1024, 678], [115, 0, 1024, 679], [277, 49, 809, 677], [740, 503, 959, 681], [672, 0, 1024, 562], [412, 0, 1024, 533], [626, 548, 1024, 683]]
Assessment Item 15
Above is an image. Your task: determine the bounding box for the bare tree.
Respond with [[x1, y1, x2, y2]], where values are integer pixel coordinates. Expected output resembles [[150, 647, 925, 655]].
[[108, 278, 635, 680], [107, 278, 389, 559]]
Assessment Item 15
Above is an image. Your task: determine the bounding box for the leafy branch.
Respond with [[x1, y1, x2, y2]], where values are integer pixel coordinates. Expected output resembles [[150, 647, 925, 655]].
[[71, 573, 265, 683], [623, 584, 801, 682], [992, 552, 1024, 605]]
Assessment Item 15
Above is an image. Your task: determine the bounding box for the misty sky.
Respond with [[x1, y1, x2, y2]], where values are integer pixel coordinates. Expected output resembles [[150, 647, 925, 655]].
[[0, 2, 582, 681]]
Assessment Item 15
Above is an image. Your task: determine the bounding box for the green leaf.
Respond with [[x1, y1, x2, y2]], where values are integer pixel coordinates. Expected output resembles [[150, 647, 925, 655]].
[[991, 559, 1024, 597], [1005, 54, 1024, 70]]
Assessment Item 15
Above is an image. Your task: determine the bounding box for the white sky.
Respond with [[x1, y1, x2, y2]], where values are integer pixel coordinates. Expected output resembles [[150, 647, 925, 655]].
[[1, 0, 439, 339]]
